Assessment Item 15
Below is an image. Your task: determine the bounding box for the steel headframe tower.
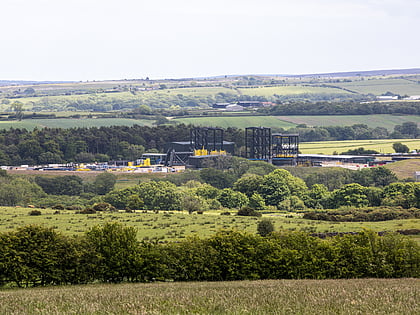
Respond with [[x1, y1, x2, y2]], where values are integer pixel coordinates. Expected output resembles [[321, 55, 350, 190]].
[[272, 133, 299, 157], [190, 127, 224, 152], [272, 133, 299, 165], [245, 127, 272, 161]]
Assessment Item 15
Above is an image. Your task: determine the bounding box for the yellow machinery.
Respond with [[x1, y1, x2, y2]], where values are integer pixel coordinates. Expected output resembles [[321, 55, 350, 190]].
[[194, 148, 226, 156], [135, 158, 151, 167], [76, 164, 90, 171]]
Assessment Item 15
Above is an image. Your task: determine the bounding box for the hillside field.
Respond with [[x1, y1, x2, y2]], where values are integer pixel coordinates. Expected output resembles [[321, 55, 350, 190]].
[[299, 138, 420, 154], [173, 114, 420, 130], [0, 207, 418, 243], [1, 279, 418, 314], [0, 118, 154, 130], [172, 115, 297, 129], [277, 114, 420, 130]]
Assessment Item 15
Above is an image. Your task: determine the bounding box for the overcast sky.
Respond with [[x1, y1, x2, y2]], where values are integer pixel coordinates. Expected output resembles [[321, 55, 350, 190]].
[[1, 0, 419, 81]]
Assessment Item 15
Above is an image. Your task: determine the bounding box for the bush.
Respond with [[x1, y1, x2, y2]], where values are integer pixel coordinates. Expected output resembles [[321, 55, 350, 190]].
[[92, 203, 116, 212], [28, 210, 42, 216], [77, 208, 96, 214], [257, 219, 274, 236], [237, 206, 262, 217]]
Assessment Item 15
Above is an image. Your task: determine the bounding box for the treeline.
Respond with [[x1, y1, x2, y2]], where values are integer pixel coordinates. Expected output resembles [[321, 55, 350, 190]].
[[303, 207, 420, 222], [0, 171, 116, 208], [99, 167, 419, 212], [2, 163, 415, 212], [0, 124, 243, 165], [261, 101, 420, 115], [0, 223, 418, 287], [0, 121, 419, 165], [280, 122, 420, 142]]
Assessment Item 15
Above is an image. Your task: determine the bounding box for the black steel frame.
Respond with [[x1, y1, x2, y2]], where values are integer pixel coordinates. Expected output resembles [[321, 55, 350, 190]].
[[245, 127, 272, 161]]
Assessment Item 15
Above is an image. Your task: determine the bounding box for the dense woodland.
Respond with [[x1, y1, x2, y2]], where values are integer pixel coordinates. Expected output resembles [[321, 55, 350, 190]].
[[0, 121, 418, 165]]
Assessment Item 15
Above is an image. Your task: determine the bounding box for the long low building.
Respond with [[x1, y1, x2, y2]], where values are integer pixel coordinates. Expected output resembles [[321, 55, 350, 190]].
[[298, 154, 376, 165]]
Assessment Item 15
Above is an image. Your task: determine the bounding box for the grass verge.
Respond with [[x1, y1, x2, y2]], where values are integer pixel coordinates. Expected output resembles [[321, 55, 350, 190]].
[[0, 279, 418, 314]]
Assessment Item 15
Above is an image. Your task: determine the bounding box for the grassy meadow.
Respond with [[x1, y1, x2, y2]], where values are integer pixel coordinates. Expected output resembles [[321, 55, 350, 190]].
[[384, 159, 420, 179], [172, 115, 297, 129], [173, 114, 420, 131], [1, 207, 418, 242], [237, 85, 350, 96], [277, 114, 420, 130], [0, 118, 154, 130], [333, 78, 420, 95], [299, 138, 420, 154], [1, 278, 418, 314]]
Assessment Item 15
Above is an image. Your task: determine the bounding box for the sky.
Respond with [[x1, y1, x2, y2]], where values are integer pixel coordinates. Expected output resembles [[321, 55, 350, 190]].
[[1, 0, 420, 81]]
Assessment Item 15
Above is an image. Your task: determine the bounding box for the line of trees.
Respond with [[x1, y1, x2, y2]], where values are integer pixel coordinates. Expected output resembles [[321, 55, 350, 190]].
[[1, 164, 415, 212], [0, 121, 418, 165], [98, 167, 417, 212], [261, 101, 420, 115], [0, 223, 418, 287]]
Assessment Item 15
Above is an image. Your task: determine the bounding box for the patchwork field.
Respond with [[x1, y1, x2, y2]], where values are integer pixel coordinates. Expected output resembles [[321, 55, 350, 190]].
[[332, 78, 420, 95], [0, 118, 154, 130], [299, 138, 420, 154], [237, 85, 350, 96], [174, 114, 420, 130], [278, 114, 420, 130], [0, 207, 418, 242], [172, 115, 297, 129], [1, 279, 418, 314]]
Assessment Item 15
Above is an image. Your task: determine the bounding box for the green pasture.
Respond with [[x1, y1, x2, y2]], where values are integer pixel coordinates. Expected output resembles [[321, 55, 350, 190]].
[[0, 207, 418, 242], [332, 78, 420, 95], [278, 114, 420, 130], [237, 85, 350, 97], [299, 138, 420, 154], [384, 159, 420, 180], [0, 118, 153, 130], [1, 279, 418, 314], [172, 116, 297, 129]]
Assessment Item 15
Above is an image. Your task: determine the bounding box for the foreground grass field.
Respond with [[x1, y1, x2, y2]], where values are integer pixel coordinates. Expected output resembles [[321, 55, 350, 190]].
[[1, 207, 418, 242], [299, 138, 420, 154], [0, 279, 418, 314]]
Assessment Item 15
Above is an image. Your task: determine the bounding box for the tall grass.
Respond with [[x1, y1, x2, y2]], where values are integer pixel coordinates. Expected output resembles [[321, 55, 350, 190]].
[[0, 279, 418, 314]]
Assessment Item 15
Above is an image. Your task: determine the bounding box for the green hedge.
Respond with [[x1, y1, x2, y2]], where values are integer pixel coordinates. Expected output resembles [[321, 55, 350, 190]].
[[0, 223, 419, 287], [303, 207, 420, 222]]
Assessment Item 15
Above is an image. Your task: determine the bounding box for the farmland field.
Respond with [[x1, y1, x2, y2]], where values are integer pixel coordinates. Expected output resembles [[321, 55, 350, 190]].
[[1, 279, 418, 314], [174, 114, 420, 130], [0, 207, 418, 242], [237, 85, 350, 96], [332, 78, 420, 95], [0, 118, 154, 130], [277, 114, 420, 130], [299, 138, 420, 154], [172, 116, 297, 129]]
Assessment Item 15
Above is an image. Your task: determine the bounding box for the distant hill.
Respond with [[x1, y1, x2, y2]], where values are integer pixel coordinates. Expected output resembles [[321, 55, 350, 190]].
[[288, 68, 420, 78], [204, 68, 420, 80], [0, 80, 74, 86]]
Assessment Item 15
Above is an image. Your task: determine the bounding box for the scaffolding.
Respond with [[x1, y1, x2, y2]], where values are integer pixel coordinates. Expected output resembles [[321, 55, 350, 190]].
[[245, 127, 272, 161], [272, 133, 299, 166], [190, 127, 225, 153]]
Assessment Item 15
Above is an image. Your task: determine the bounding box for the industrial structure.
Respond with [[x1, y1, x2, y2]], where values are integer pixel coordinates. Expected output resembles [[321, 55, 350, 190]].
[[165, 127, 231, 168], [272, 133, 299, 166], [245, 127, 272, 162]]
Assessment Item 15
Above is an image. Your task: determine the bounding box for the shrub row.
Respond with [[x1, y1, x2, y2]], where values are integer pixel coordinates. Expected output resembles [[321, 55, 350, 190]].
[[303, 207, 420, 222], [0, 223, 419, 287]]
